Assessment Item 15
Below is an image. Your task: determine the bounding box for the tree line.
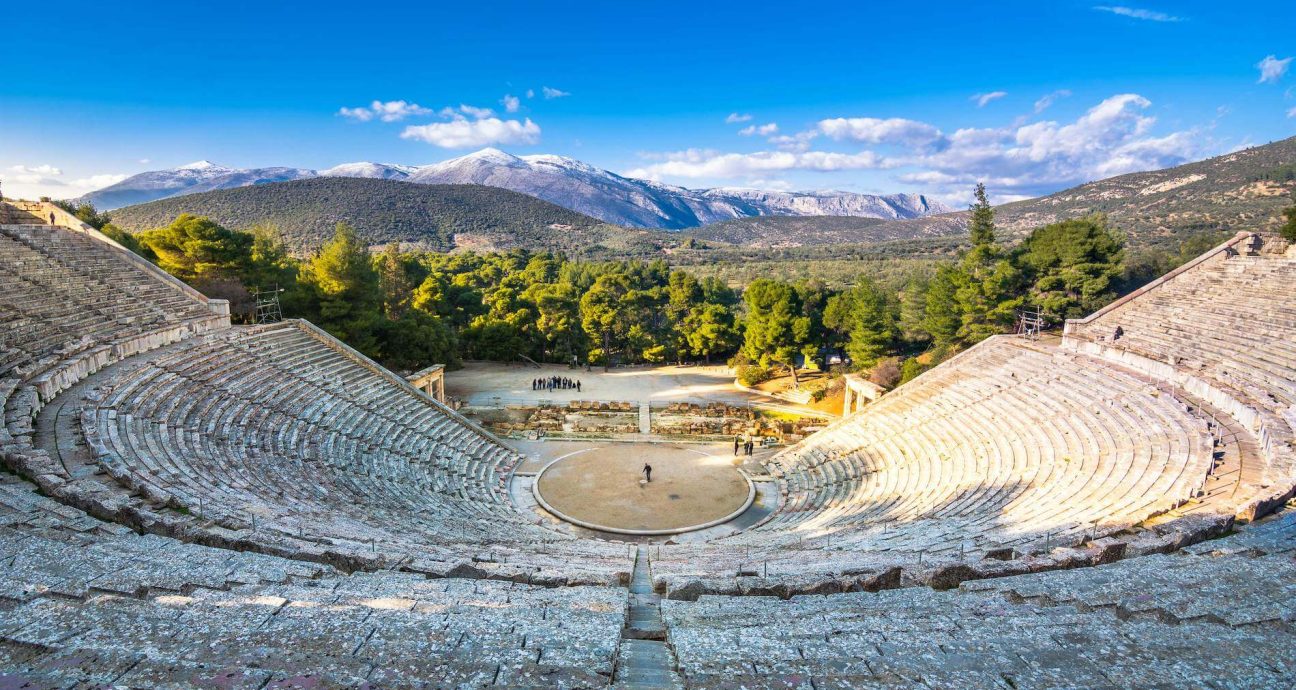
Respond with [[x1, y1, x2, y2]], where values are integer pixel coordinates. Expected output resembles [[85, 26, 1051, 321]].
[[54, 185, 1275, 384]]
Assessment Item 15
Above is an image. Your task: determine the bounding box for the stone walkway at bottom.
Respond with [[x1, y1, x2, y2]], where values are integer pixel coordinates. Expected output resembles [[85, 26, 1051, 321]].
[[615, 545, 685, 689]]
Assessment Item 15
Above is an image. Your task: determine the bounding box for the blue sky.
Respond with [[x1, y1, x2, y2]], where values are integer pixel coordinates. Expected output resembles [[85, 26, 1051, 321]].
[[1, 1, 1293, 204]]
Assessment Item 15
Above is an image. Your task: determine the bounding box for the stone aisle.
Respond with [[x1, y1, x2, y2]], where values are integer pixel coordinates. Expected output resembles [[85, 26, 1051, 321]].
[[639, 401, 651, 435], [613, 545, 683, 689]]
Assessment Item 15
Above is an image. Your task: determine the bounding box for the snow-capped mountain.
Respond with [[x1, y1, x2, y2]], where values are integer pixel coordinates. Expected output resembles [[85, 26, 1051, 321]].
[[319, 162, 419, 180], [84, 161, 316, 210], [408, 149, 949, 228], [82, 150, 950, 228]]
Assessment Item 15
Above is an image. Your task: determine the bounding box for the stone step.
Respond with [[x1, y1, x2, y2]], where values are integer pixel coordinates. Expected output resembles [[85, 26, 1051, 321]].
[[614, 547, 684, 687], [614, 640, 683, 688]]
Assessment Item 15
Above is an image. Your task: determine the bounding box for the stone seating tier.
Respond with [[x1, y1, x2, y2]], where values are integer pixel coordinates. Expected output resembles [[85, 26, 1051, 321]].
[[1064, 236, 1296, 516], [0, 472, 626, 689], [661, 512, 1296, 689], [71, 322, 632, 584], [647, 337, 1243, 594]]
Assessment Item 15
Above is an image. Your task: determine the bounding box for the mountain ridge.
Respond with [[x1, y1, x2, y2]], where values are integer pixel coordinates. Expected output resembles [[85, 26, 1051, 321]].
[[766, 136, 1296, 249], [79, 148, 949, 228]]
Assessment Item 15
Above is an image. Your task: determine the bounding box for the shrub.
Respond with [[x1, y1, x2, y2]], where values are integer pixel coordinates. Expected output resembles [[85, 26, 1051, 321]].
[[868, 357, 902, 388], [736, 364, 771, 387], [899, 357, 927, 384]]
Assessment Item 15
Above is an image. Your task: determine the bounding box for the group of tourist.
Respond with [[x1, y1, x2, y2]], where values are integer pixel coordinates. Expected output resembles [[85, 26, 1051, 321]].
[[532, 375, 581, 393], [734, 436, 756, 456]]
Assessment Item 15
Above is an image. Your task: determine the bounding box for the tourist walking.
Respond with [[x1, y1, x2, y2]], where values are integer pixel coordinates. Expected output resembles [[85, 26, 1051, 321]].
[[734, 436, 741, 456], [643, 463, 652, 483]]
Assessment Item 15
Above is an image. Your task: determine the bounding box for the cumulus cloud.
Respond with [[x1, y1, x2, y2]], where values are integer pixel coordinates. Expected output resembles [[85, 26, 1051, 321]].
[[817, 117, 944, 148], [1093, 6, 1182, 22], [629, 93, 1203, 201], [1033, 89, 1072, 113], [744, 178, 795, 192], [903, 93, 1200, 197], [401, 117, 541, 148], [1257, 55, 1292, 84], [768, 131, 819, 153], [738, 122, 779, 137], [71, 173, 129, 188], [454, 104, 495, 119], [972, 91, 1007, 107], [725, 112, 753, 124], [541, 86, 570, 99], [625, 149, 890, 181], [2, 164, 127, 199], [501, 94, 520, 113], [338, 100, 433, 122], [6, 164, 63, 184]]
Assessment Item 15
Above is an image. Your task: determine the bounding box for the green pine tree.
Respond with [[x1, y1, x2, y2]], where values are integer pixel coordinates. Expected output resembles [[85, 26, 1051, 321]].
[[968, 182, 996, 246]]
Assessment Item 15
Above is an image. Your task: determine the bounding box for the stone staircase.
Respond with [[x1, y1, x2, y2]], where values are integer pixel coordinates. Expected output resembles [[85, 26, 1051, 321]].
[[614, 545, 683, 689]]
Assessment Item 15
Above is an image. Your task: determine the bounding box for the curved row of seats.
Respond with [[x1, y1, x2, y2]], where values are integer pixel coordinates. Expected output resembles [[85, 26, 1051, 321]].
[[1065, 236, 1296, 504], [1, 216, 230, 522], [1, 216, 630, 585], [78, 322, 631, 583], [661, 512, 1296, 689], [0, 471, 626, 688], [649, 337, 1219, 586], [0, 224, 224, 388]]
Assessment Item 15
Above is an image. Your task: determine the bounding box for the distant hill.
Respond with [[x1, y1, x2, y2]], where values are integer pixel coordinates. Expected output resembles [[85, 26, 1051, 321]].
[[80, 148, 950, 229], [107, 177, 661, 255], [860, 136, 1296, 249]]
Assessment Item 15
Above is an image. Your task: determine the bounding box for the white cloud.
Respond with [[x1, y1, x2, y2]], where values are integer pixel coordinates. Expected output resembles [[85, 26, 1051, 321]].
[[625, 149, 890, 181], [6, 164, 63, 184], [2, 164, 127, 200], [744, 178, 795, 192], [628, 93, 1203, 201], [738, 122, 779, 137], [72, 173, 129, 188], [137, 158, 151, 165], [456, 104, 495, 119], [1093, 6, 1182, 22], [526, 89, 535, 98], [1287, 106, 1296, 119], [768, 131, 818, 152], [1256, 55, 1292, 84], [541, 86, 570, 99], [401, 117, 541, 148], [1034, 89, 1072, 113], [902, 93, 1200, 197], [972, 91, 1007, 107], [501, 94, 520, 113], [338, 99, 434, 122], [725, 112, 753, 124], [817, 117, 944, 148]]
